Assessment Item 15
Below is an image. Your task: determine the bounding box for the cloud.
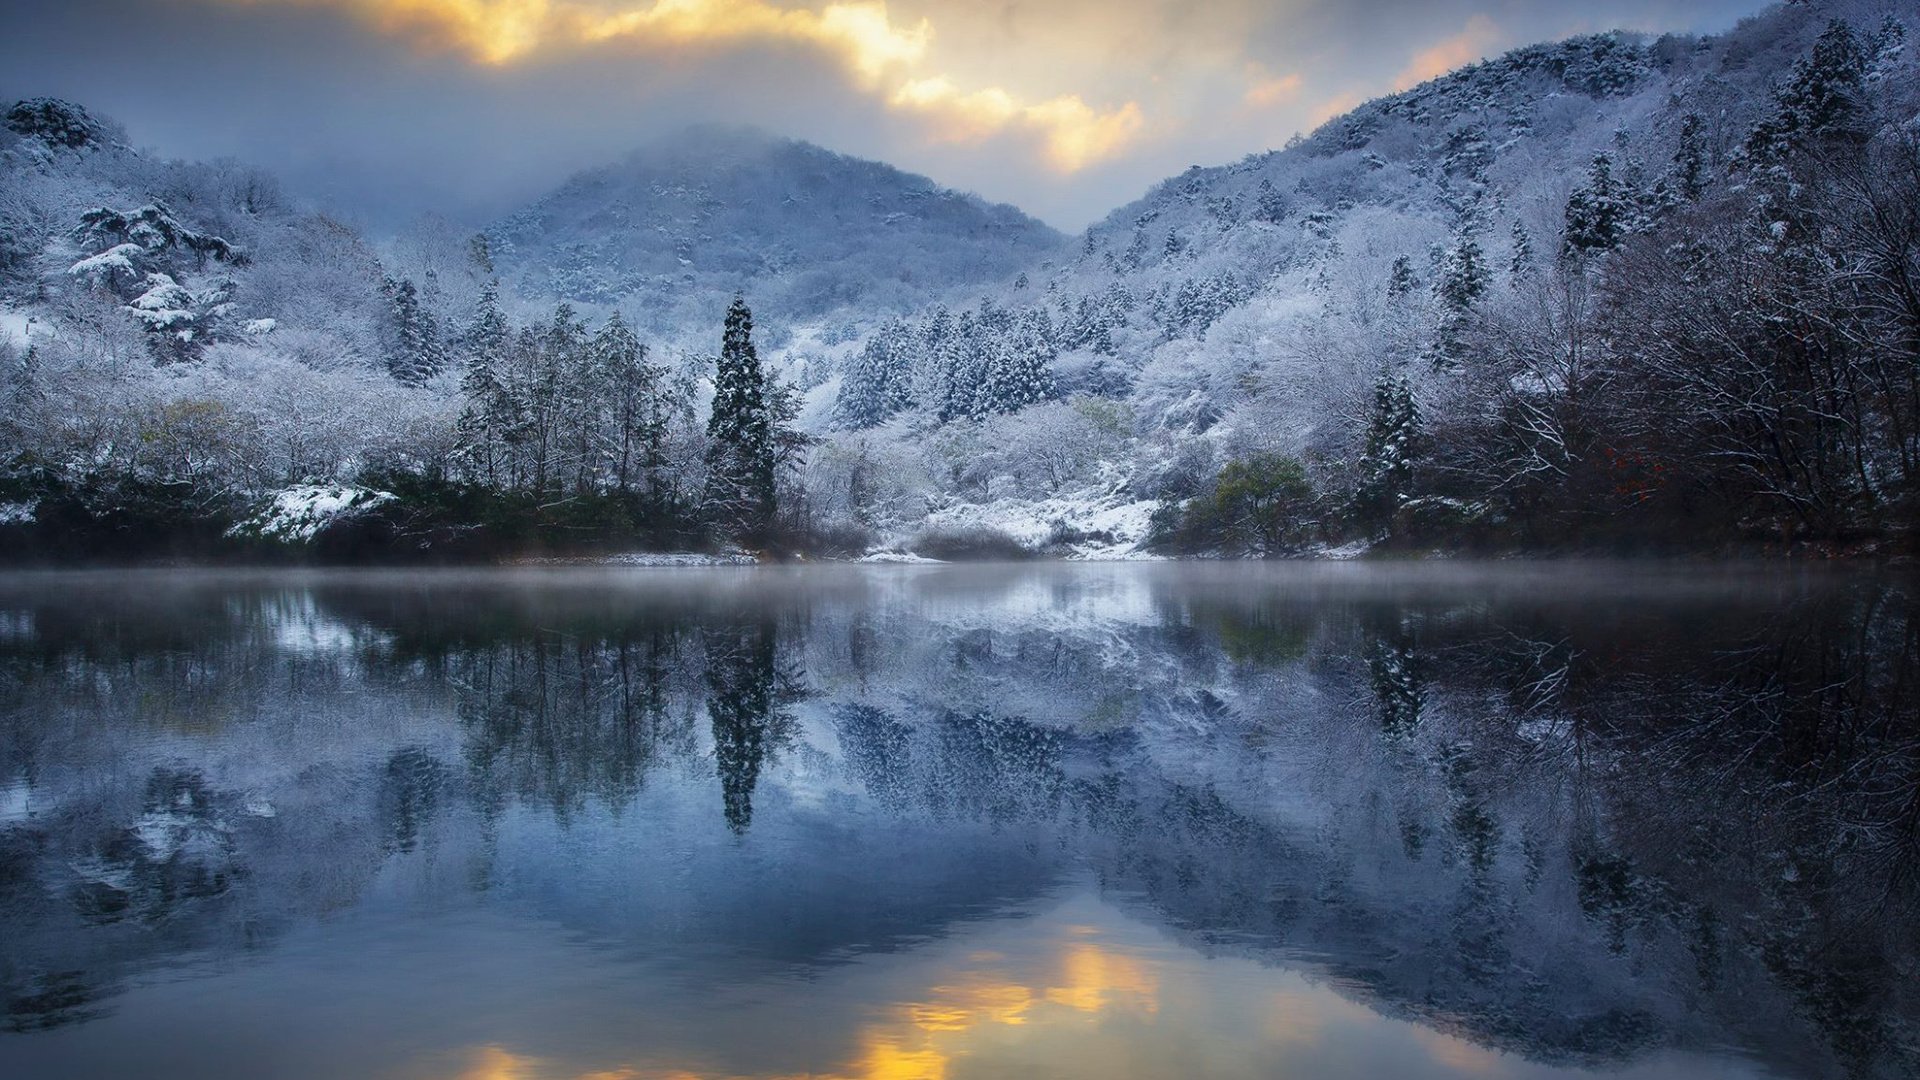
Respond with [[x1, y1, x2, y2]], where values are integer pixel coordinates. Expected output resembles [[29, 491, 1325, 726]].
[[217, 0, 1145, 171], [1390, 13, 1502, 92], [890, 77, 1146, 171], [1242, 66, 1304, 110]]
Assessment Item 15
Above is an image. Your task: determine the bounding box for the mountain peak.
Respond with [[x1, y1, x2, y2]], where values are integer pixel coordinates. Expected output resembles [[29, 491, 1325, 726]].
[[487, 129, 1063, 337]]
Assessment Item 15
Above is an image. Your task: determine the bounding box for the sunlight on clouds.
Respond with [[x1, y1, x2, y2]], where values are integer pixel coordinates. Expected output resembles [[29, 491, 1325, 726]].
[[219, 0, 1143, 171], [1392, 14, 1503, 91], [891, 79, 1146, 172], [1243, 66, 1304, 109]]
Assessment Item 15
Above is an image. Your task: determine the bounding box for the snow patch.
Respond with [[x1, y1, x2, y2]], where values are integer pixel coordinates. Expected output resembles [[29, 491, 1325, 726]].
[[515, 552, 760, 567], [916, 493, 1159, 560], [232, 484, 396, 543], [860, 550, 945, 564], [0, 500, 36, 525], [66, 242, 143, 283]]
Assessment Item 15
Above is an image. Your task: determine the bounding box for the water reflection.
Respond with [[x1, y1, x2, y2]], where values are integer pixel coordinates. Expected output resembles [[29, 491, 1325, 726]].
[[0, 564, 1914, 1079]]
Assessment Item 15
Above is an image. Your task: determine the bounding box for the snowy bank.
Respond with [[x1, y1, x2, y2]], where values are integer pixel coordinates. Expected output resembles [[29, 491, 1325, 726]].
[[513, 552, 760, 567], [229, 485, 396, 544], [912, 493, 1161, 560]]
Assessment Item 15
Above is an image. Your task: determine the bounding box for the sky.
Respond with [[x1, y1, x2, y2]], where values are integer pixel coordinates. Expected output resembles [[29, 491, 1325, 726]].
[[0, 0, 1774, 231]]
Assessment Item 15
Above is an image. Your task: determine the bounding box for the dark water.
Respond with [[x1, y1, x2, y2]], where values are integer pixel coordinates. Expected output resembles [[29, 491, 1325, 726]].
[[0, 563, 1914, 1080]]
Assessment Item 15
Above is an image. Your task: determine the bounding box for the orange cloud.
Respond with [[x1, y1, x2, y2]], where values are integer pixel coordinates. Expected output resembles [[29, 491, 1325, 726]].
[[215, 0, 1143, 171], [1243, 66, 1305, 110], [1392, 14, 1503, 92]]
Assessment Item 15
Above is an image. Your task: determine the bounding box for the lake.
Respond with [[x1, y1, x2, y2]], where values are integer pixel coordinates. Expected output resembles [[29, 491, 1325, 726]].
[[0, 563, 1914, 1079]]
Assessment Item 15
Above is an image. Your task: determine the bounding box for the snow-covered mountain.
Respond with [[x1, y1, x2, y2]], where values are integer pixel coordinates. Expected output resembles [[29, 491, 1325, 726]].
[[3, 0, 1915, 561], [484, 125, 1065, 341], [808, 0, 1920, 555]]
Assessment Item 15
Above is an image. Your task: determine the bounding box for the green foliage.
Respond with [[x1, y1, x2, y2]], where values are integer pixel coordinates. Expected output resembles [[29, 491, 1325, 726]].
[[1151, 451, 1320, 557]]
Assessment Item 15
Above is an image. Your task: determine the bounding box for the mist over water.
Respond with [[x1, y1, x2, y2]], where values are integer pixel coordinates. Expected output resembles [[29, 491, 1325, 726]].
[[0, 563, 1914, 1079]]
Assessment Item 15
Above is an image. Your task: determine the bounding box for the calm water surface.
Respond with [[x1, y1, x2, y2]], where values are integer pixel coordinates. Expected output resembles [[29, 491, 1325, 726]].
[[0, 563, 1914, 1079]]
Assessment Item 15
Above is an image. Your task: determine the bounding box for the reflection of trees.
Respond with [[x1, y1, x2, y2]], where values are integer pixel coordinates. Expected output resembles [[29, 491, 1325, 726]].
[[703, 623, 795, 834], [0, 569, 1915, 1076], [1348, 580, 1920, 1078], [4, 767, 252, 1033], [450, 628, 696, 817]]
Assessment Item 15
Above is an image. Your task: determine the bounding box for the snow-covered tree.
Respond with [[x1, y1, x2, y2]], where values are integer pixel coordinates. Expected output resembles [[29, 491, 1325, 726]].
[[1746, 19, 1870, 161], [592, 311, 669, 499], [1562, 152, 1626, 257], [1388, 255, 1420, 298], [703, 297, 778, 542], [1354, 371, 1420, 531], [976, 310, 1056, 415], [381, 276, 447, 385], [833, 317, 914, 429], [1508, 220, 1535, 280]]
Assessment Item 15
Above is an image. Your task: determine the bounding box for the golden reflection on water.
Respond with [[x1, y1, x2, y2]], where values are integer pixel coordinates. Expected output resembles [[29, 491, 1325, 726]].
[[442, 914, 1166, 1080], [430, 894, 1568, 1080], [852, 933, 1161, 1080]]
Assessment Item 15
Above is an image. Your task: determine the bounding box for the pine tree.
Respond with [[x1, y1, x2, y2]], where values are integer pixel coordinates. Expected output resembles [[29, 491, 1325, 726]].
[[382, 276, 446, 385], [1436, 235, 1488, 310], [1433, 231, 1488, 368], [1387, 255, 1419, 298], [833, 318, 913, 429], [1355, 371, 1420, 530], [936, 313, 987, 422], [464, 277, 510, 358], [977, 311, 1056, 415], [1508, 220, 1535, 279], [1746, 20, 1870, 161], [1670, 113, 1708, 203], [1254, 178, 1288, 224], [1562, 152, 1625, 258], [453, 284, 515, 487], [704, 297, 777, 543]]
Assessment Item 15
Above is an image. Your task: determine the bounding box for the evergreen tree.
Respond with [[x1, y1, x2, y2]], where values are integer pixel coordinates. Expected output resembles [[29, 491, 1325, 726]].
[[977, 311, 1056, 415], [382, 276, 446, 385], [1562, 152, 1625, 258], [453, 284, 517, 487], [1355, 371, 1420, 530], [1746, 20, 1870, 160], [704, 297, 777, 543], [1254, 178, 1288, 224], [1436, 231, 1488, 358], [1428, 229, 1489, 368], [1670, 113, 1708, 203], [464, 277, 510, 358], [936, 313, 987, 422], [834, 318, 914, 429], [1387, 255, 1419, 298], [1508, 220, 1535, 279]]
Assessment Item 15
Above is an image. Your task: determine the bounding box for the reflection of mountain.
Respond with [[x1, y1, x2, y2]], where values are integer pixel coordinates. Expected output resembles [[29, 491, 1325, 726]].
[[0, 566, 1914, 1077]]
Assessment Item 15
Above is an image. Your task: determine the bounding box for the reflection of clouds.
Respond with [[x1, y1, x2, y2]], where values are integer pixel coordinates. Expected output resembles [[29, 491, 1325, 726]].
[[832, 923, 1166, 1079], [1415, 1028, 1510, 1076]]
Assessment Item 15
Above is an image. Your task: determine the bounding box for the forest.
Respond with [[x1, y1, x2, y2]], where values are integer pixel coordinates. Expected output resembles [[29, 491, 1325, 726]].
[[1, 3, 1917, 562]]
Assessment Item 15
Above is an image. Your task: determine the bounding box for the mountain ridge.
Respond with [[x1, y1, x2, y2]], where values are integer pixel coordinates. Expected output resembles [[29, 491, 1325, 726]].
[[483, 123, 1065, 341]]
